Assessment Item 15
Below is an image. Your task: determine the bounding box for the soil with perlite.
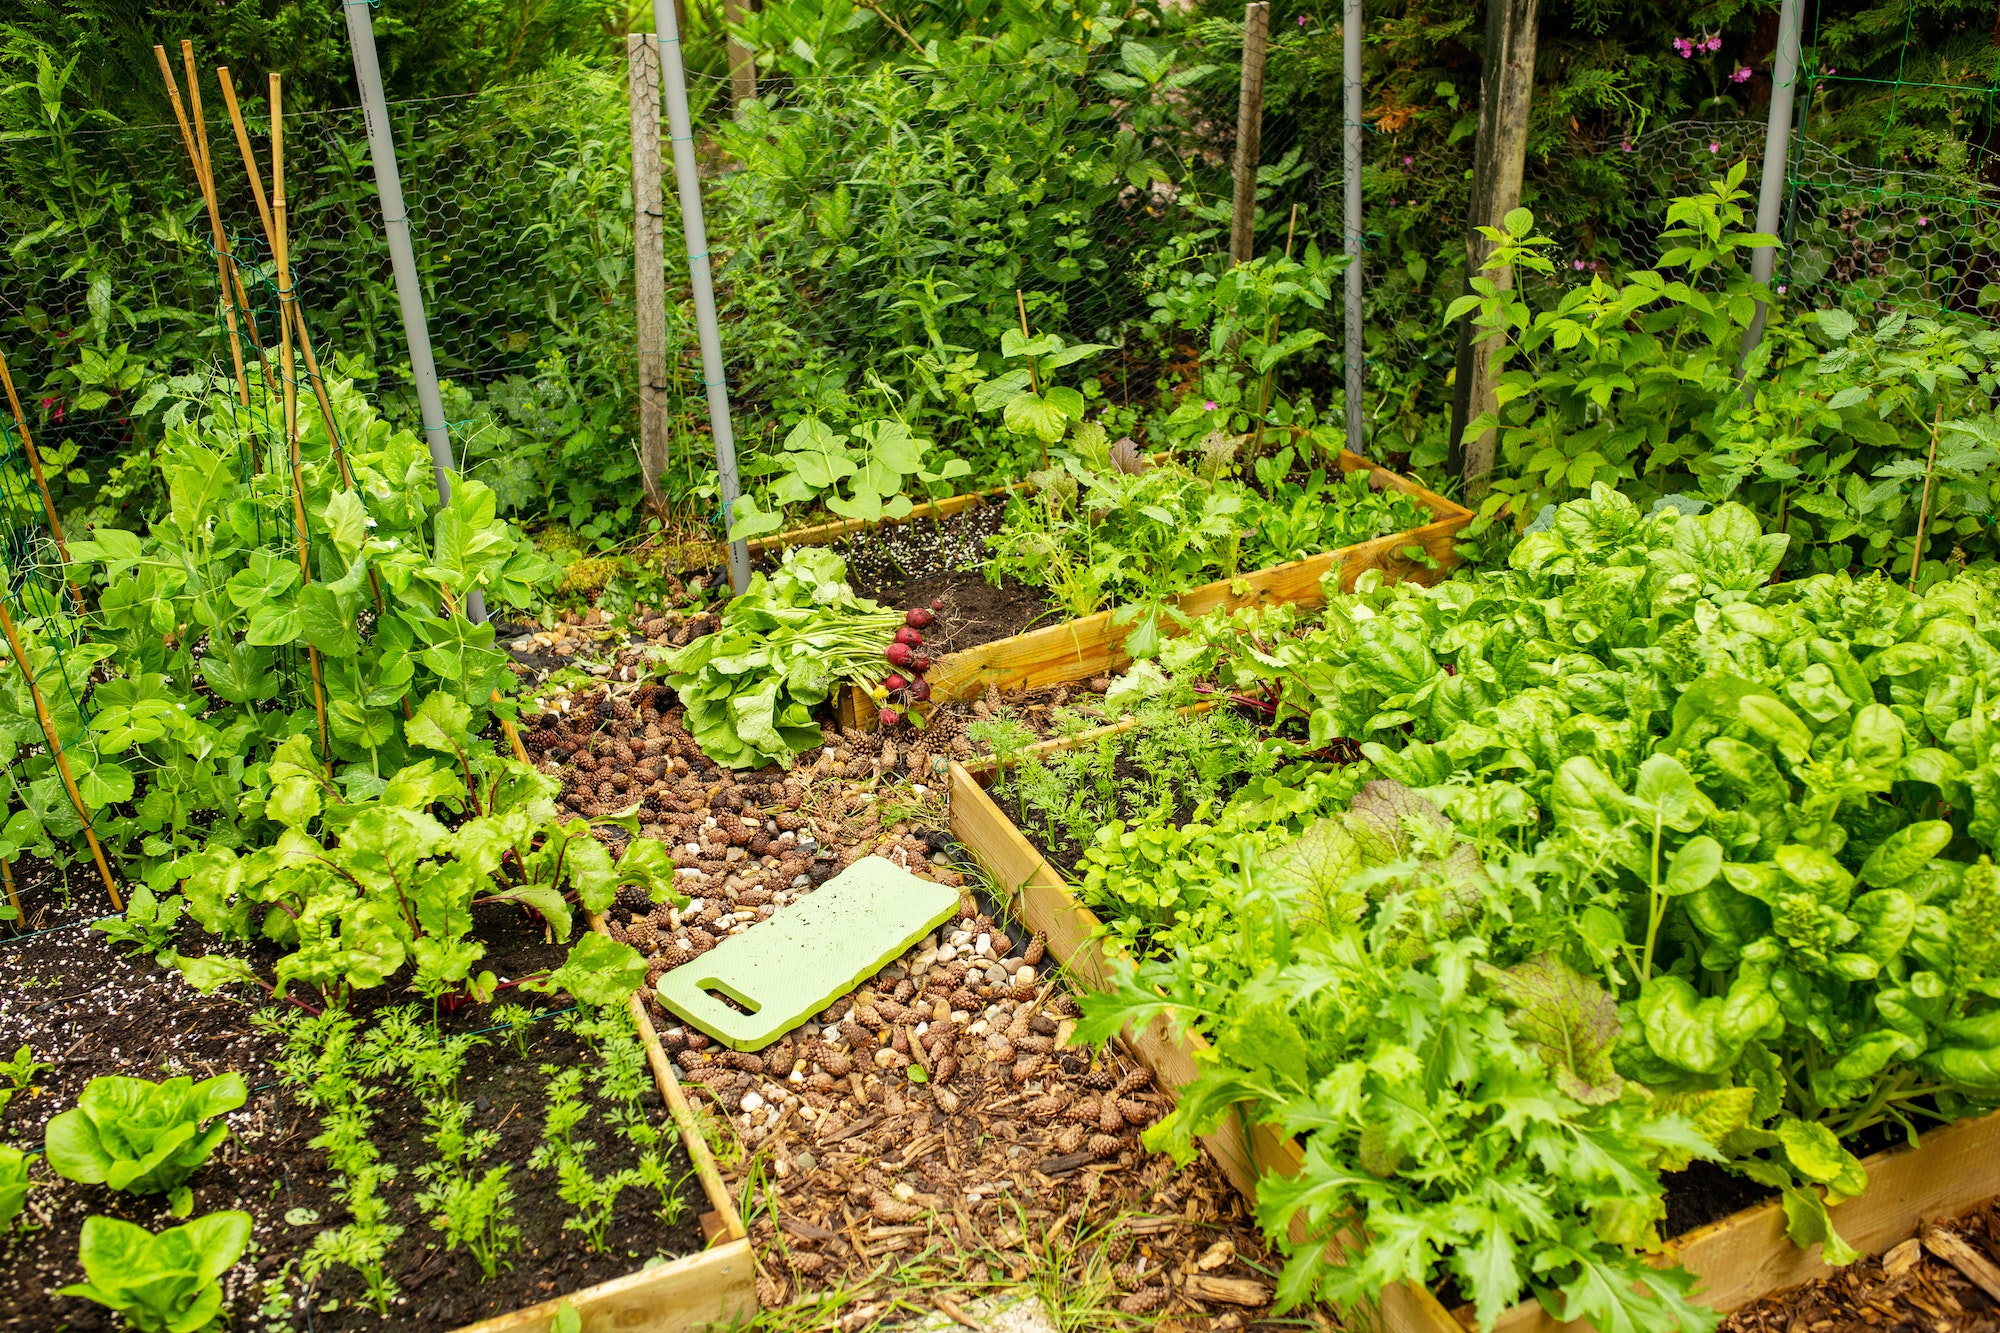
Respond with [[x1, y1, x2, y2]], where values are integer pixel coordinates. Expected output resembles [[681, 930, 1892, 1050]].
[[0, 902, 706, 1330]]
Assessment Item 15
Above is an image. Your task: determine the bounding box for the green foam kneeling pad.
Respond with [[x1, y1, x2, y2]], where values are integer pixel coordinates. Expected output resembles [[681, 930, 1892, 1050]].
[[653, 857, 961, 1051]]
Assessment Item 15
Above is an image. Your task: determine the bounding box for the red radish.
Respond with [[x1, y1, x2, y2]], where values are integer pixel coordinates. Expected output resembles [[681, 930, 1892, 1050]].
[[879, 707, 902, 727], [884, 673, 908, 693], [906, 607, 934, 629], [931, 598, 944, 611], [910, 680, 932, 702], [895, 627, 924, 647], [886, 642, 913, 667], [910, 655, 932, 674]]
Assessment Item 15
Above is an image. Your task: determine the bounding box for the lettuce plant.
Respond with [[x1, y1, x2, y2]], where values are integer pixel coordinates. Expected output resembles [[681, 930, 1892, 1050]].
[[58, 1209, 251, 1333], [45, 1072, 246, 1218]]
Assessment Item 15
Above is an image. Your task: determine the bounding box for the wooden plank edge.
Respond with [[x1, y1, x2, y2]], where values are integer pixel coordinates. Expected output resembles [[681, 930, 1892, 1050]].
[[450, 1236, 758, 1333], [586, 910, 746, 1241]]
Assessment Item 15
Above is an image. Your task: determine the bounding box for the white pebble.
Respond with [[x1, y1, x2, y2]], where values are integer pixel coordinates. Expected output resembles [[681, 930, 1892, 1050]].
[[740, 1091, 765, 1114], [936, 943, 957, 964], [975, 933, 992, 957], [1015, 966, 1036, 985]]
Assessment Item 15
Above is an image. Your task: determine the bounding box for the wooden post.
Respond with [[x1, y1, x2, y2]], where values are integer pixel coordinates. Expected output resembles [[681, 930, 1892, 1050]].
[[1446, 0, 1539, 500], [722, 0, 756, 112], [1228, 1, 1271, 267], [0, 352, 86, 616], [0, 599, 120, 911], [629, 34, 671, 517]]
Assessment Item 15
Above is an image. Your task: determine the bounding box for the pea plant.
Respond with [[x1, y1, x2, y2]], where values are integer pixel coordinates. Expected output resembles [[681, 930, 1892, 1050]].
[[7, 367, 560, 889]]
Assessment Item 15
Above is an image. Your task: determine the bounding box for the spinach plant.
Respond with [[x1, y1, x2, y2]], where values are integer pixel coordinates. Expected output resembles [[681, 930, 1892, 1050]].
[[44, 1072, 247, 1217]]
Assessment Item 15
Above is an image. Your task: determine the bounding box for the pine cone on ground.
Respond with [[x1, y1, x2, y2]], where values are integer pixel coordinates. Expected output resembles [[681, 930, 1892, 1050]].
[[1117, 1098, 1159, 1127], [1055, 1123, 1090, 1154], [1089, 1133, 1124, 1158], [870, 1191, 921, 1224]]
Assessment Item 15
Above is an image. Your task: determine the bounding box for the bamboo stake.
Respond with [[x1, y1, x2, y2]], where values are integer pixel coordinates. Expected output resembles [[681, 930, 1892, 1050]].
[[155, 46, 254, 414], [1909, 405, 1944, 592], [0, 353, 87, 616], [215, 67, 392, 628], [0, 600, 120, 911], [215, 67, 354, 492], [266, 75, 334, 771], [0, 859, 19, 932]]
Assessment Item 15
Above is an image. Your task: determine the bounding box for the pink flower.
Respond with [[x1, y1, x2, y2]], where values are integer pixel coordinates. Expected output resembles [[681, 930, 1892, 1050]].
[[1673, 37, 1693, 57], [1297, 14, 1307, 24], [1731, 65, 1753, 83], [1709, 141, 1721, 152], [1204, 400, 1218, 411], [1776, 284, 1787, 294], [1918, 215, 1929, 226], [1703, 34, 1722, 52], [1402, 154, 1412, 165], [1620, 140, 1634, 152]]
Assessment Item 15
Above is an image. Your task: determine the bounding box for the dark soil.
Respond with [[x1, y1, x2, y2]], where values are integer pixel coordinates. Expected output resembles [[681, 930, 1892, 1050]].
[[1660, 1159, 1778, 1238], [827, 504, 1059, 655], [0, 902, 706, 1331]]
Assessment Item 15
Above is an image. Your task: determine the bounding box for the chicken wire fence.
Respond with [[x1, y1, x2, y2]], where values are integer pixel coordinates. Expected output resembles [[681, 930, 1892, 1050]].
[[3, 45, 1998, 538]]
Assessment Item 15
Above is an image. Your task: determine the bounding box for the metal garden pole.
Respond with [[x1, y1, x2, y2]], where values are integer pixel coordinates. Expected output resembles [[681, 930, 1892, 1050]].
[[1740, 0, 1804, 369], [341, 0, 487, 623], [653, 0, 751, 594], [1343, 0, 1364, 456]]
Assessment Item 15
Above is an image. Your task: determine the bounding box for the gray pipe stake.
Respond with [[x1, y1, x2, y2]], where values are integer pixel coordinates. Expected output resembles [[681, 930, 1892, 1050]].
[[650, 4, 751, 595], [342, 0, 486, 622]]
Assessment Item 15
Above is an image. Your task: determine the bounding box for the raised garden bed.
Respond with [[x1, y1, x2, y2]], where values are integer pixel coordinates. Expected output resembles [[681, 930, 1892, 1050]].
[[945, 749, 2000, 1333], [835, 449, 1472, 730], [0, 899, 754, 1333]]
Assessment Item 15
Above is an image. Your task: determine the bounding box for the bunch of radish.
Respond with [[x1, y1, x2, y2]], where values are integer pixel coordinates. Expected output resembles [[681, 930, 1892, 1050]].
[[878, 599, 943, 726]]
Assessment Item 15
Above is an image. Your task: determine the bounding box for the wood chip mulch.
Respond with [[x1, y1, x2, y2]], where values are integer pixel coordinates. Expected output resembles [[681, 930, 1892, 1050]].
[[1723, 1201, 2000, 1333]]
